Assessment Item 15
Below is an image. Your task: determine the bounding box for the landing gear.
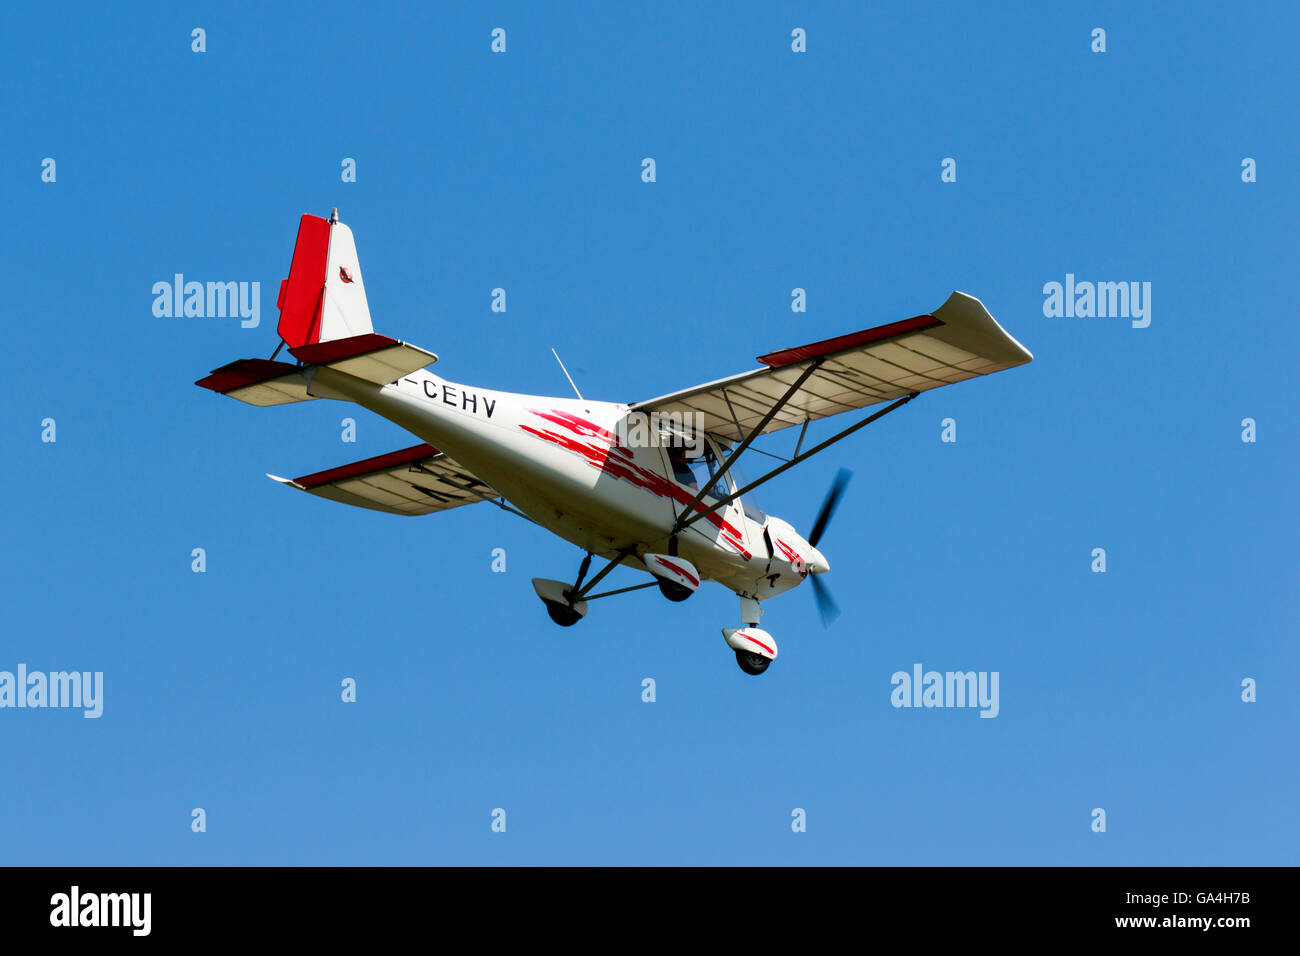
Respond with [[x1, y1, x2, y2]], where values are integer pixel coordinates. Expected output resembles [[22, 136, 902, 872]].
[[532, 578, 590, 627], [723, 600, 777, 676], [535, 549, 649, 627], [658, 579, 693, 602], [735, 649, 771, 675], [644, 551, 700, 602], [545, 600, 583, 627]]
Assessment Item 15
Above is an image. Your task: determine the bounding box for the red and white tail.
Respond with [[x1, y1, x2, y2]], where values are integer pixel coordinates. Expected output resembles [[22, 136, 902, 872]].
[[197, 211, 437, 406], [276, 210, 374, 348]]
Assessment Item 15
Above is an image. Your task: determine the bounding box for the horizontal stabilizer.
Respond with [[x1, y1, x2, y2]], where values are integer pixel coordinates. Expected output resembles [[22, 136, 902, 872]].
[[289, 333, 437, 385], [195, 359, 317, 407], [269, 443, 497, 516]]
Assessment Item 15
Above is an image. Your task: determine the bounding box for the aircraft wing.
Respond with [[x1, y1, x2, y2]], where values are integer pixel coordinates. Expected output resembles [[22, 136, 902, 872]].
[[268, 443, 498, 516], [630, 292, 1032, 443]]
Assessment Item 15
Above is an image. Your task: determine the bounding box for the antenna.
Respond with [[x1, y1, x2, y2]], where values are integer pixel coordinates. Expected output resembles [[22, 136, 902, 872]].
[[551, 348, 584, 400], [330, 207, 339, 223]]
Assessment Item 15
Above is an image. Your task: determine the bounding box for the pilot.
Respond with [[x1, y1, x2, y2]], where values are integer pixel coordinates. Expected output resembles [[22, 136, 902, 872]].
[[666, 443, 697, 488]]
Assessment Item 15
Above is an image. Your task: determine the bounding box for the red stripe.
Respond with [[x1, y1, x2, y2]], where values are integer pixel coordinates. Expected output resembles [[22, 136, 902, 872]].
[[277, 214, 332, 348], [774, 539, 803, 566], [290, 332, 399, 366], [738, 631, 774, 655], [520, 410, 753, 560], [653, 556, 699, 587], [756, 314, 942, 368], [294, 443, 439, 488], [195, 359, 299, 394]]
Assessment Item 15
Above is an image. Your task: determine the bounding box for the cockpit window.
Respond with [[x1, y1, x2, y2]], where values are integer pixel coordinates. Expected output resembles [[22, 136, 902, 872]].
[[665, 433, 771, 523], [713, 439, 766, 523], [668, 448, 696, 486], [694, 447, 732, 500], [666, 437, 732, 501]]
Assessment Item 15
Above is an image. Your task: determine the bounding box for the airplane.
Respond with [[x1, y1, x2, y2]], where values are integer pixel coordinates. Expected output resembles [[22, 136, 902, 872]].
[[197, 210, 1033, 675]]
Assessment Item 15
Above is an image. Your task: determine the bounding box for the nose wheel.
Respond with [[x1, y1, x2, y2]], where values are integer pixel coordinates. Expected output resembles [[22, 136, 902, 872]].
[[724, 617, 778, 676]]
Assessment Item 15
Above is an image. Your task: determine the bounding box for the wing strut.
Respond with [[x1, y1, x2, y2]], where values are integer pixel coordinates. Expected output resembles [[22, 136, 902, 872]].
[[486, 496, 540, 524], [569, 545, 640, 602], [673, 391, 919, 533], [673, 359, 824, 529], [584, 580, 660, 602]]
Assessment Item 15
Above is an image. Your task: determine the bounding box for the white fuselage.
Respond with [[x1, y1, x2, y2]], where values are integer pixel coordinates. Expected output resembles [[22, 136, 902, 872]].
[[309, 365, 824, 601]]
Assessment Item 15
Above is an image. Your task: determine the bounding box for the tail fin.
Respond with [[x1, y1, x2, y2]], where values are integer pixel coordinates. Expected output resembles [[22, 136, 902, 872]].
[[199, 211, 437, 404], [276, 209, 374, 348]]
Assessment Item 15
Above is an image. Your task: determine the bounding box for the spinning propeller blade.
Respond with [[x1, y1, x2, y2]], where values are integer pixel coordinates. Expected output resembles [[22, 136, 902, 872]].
[[810, 574, 840, 626], [808, 468, 851, 626], [808, 469, 851, 549]]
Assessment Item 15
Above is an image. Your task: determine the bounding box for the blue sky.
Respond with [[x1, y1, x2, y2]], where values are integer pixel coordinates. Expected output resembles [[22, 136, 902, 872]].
[[2, 1, 1295, 865]]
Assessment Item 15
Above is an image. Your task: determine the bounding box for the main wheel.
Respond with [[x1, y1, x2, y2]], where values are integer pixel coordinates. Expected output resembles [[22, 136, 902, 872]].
[[735, 649, 771, 675], [658, 579, 693, 603], [545, 600, 582, 627]]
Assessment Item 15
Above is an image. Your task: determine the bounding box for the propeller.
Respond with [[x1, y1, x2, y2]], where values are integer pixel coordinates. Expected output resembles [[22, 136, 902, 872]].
[[807, 468, 851, 626], [809, 574, 839, 627], [808, 468, 851, 549]]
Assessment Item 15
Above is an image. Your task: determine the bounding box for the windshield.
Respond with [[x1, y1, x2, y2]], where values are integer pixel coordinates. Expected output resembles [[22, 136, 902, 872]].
[[708, 439, 766, 522], [669, 442, 731, 500]]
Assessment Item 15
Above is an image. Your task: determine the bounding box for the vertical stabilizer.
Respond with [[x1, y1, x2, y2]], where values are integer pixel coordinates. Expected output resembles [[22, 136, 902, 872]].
[[275, 213, 375, 348]]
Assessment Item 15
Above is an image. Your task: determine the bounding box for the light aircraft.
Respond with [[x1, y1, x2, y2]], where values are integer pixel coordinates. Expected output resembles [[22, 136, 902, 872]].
[[198, 211, 1033, 675]]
